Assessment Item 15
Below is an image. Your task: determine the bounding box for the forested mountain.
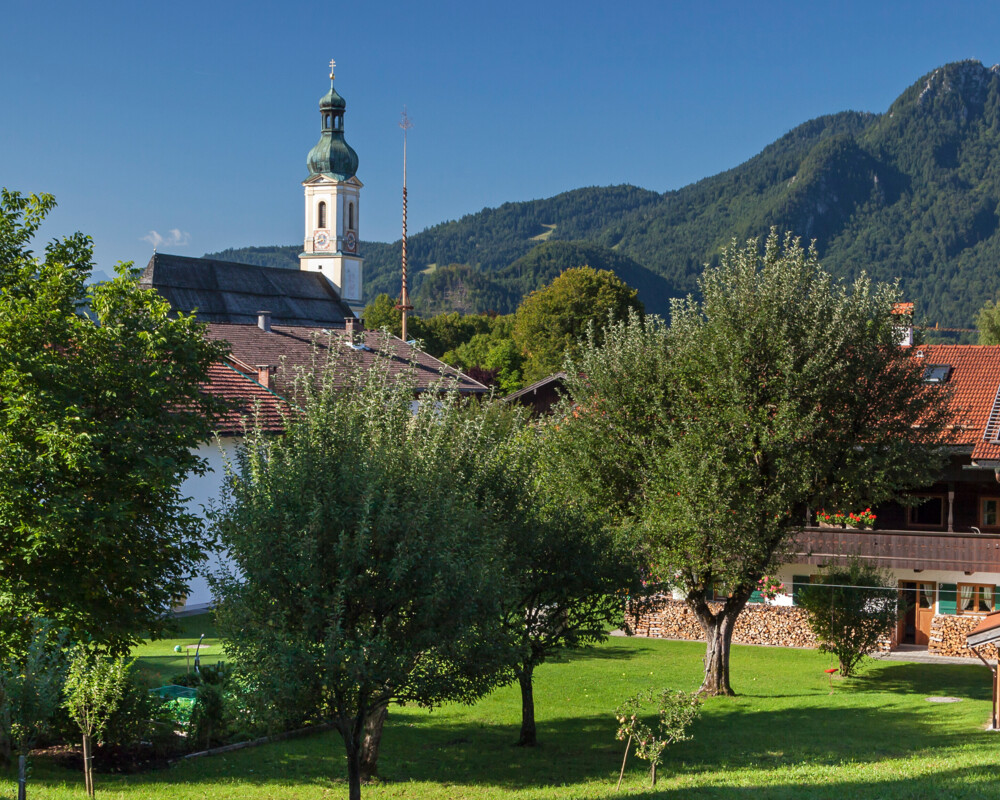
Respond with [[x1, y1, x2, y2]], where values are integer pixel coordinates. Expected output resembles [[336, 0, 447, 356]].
[[209, 60, 1000, 327]]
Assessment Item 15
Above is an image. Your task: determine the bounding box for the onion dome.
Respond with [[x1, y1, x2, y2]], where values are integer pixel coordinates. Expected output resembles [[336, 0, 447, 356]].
[[306, 69, 358, 181]]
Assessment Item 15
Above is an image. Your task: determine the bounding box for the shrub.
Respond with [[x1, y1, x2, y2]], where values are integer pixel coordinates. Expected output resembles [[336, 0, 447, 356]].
[[797, 557, 901, 677]]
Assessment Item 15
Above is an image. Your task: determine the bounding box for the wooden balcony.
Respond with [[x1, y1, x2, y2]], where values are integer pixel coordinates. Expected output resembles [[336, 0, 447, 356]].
[[791, 527, 1000, 573]]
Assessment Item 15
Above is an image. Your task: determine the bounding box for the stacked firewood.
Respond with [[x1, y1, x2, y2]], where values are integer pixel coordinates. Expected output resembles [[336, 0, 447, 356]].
[[629, 598, 819, 649], [929, 614, 999, 659]]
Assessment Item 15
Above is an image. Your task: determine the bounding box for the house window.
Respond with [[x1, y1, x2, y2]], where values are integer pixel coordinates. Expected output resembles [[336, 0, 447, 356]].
[[318, 202, 326, 229], [348, 202, 355, 231], [957, 583, 995, 614], [981, 497, 1000, 528], [907, 495, 944, 528]]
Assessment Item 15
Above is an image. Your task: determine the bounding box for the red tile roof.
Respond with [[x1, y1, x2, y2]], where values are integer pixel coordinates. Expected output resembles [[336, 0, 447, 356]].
[[203, 323, 488, 397], [907, 345, 1000, 454], [204, 359, 290, 435]]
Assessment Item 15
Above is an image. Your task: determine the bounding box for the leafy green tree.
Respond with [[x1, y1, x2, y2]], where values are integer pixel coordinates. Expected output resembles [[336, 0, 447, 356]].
[[463, 416, 640, 746], [0, 191, 228, 654], [210, 348, 510, 800], [361, 293, 402, 336], [558, 233, 952, 696], [975, 298, 1000, 344], [647, 232, 951, 694], [63, 651, 133, 797], [417, 311, 492, 357], [513, 266, 642, 382], [443, 319, 525, 394], [0, 620, 67, 799], [797, 558, 901, 677]]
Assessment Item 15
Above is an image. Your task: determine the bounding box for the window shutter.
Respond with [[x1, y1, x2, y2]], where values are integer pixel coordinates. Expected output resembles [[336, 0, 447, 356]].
[[938, 583, 957, 615], [749, 589, 764, 604], [792, 575, 811, 606]]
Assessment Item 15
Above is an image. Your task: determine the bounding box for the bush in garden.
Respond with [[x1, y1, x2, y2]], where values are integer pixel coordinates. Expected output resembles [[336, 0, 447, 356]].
[[797, 557, 900, 677], [614, 688, 701, 789], [190, 683, 226, 750]]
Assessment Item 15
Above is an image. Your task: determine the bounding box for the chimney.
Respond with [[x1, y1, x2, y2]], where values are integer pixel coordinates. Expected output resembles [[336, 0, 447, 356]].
[[345, 316, 364, 335], [256, 365, 271, 390], [257, 311, 272, 332]]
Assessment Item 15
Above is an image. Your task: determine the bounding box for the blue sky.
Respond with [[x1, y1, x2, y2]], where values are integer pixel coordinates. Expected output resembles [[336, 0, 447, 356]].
[[3, 1, 1000, 276]]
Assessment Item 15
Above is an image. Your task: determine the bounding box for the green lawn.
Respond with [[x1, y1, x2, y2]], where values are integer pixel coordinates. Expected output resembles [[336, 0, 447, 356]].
[[130, 613, 223, 686], [5, 634, 1000, 799]]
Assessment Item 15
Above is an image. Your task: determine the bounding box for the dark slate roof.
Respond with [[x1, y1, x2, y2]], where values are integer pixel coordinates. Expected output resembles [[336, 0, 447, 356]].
[[140, 253, 355, 327], [204, 323, 489, 396]]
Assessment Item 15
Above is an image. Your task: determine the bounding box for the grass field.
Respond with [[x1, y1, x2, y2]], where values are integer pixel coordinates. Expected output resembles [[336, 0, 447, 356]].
[[4, 632, 1000, 799], [130, 613, 224, 686]]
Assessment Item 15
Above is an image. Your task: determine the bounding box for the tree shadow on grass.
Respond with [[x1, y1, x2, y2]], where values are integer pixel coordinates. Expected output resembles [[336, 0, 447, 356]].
[[16, 699, 993, 797], [372, 700, 985, 791], [623, 763, 1000, 800], [545, 642, 652, 664], [844, 661, 992, 701]]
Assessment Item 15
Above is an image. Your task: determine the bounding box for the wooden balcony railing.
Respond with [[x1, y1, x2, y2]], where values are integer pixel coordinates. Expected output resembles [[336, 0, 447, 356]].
[[790, 526, 1000, 572]]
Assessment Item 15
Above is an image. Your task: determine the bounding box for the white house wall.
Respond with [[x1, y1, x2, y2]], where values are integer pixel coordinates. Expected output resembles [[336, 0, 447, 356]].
[[177, 437, 240, 613]]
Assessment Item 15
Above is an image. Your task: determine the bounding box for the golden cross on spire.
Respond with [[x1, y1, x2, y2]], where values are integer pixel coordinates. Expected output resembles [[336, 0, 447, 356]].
[[329, 59, 336, 80]]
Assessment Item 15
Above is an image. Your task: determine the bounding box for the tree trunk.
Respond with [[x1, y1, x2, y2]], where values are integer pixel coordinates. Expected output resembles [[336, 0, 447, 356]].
[[341, 729, 362, 800], [83, 733, 94, 797], [358, 703, 387, 781], [690, 596, 741, 696], [1, 707, 11, 766], [17, 754, 26, 800], [516, 666, 537, 746]]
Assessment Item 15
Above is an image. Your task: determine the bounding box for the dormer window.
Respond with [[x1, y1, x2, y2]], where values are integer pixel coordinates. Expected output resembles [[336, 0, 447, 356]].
[[318, 202, 327, 229], [922, 364, 952, 383]]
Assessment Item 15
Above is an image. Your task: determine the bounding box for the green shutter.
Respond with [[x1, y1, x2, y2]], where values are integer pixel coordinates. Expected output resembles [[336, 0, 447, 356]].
[[792, 575, 811, 606], [749, 589, 764, 604], [938, 583, 957, 615]]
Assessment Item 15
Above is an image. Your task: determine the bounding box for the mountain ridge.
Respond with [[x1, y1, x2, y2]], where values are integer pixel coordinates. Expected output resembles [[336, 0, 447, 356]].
[[209, 60, 1000, 328]]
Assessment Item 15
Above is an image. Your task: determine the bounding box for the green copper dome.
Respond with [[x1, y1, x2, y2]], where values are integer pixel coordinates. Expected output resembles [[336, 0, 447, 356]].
[[306, 79, 358, 181], [320, 85, 347, 111]]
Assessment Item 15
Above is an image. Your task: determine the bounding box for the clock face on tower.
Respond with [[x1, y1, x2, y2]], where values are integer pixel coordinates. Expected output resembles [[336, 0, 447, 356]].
[[314, 230, 330, 250], [344, 231, 357, 253]]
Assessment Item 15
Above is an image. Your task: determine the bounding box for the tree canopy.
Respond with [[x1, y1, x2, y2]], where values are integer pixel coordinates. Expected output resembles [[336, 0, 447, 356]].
[[558, 231, 954, 695], [0, 190, 228, 654], [513, 266, 643, 383], [211, 348, 512, 799]]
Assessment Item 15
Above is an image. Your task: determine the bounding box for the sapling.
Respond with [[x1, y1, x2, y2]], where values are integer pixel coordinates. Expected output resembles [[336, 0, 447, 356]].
[[0, 621, 68, 800], [63, 650, 133, 797], [614, 688, 701, 789]]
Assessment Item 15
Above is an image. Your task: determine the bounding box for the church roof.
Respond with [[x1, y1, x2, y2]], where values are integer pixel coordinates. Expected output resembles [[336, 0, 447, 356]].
[[140, 253, 355, 327]]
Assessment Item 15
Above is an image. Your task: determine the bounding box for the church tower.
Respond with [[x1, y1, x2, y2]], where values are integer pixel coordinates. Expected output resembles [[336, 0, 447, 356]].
[[300, 60, 363, 315]]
